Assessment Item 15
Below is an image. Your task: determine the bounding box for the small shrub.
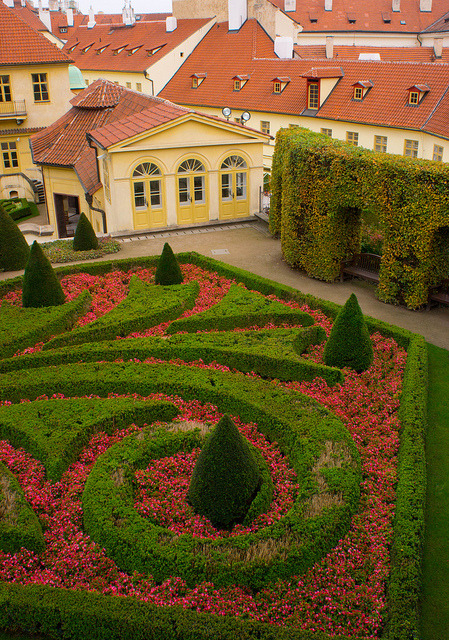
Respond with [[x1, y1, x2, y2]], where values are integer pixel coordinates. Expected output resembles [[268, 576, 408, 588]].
[[22, 241, 65, 308], [0, 203, 30, 271], [155, 242, 183, 285], [323, 293, 373, 373], [73, 213, 98, 251], [187, 414, 262, 530]]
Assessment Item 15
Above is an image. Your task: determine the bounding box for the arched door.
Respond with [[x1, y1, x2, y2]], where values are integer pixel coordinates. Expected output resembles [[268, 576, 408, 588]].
[[219, 155, 248, 220], [176, 158, 208, 224], [131, 162, 166, 229]]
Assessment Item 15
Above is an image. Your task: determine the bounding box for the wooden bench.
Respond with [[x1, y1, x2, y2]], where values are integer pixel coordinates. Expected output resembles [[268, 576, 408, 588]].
[[427, 278, 449, 310], [340, 253, 381, 283]]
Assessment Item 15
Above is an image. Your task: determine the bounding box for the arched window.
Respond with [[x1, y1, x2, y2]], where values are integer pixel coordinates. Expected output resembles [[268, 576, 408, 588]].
[[132, 162, 162, 209], [220, 155, 247, 170], [177, 159, 206, 204], [220, 155, 248, 202], [178, 159, 205, 173]]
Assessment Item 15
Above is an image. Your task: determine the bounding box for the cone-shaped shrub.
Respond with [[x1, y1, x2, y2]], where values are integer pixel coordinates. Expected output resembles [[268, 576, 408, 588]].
[[155, 242, 183, 285], [323, 293, 373, 373], [22, 241, 65, 308], [0, 203, 30, 271], [187, 414, 261, 530], [73, 213, 98, 251]]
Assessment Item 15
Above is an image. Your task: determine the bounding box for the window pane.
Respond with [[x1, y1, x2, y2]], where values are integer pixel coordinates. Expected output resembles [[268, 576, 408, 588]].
[[133, 181, 146, 208], [236, 172, 246, 199], [308, 83, 319, 109], [221, 173, 231, 200], [178, 176, 189, 203], [193, 175, 205, 202], [149, 179, 161, 207]]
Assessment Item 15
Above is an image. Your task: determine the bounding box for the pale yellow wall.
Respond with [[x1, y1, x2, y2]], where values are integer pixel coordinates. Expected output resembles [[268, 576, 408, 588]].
[[173, 0, 224, 21], [42, 165, 102, 239], [0, 63, 73, 130], [319, 78, 340, 105], [180, 104, 449, 167], [96, 118, 265, 233], [81, 70, 151, 93]]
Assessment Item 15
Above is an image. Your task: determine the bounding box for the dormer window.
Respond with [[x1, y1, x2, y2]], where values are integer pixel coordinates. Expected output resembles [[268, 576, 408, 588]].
[[146, 45, 164, 56], [96, 45, 109, 54], [112, 45, 127, 55], [347, 12, 356, 23], [68, 43, 78, 53], [352, 80, 373, 101], [233, 75, 249, 91], [309, 11, 318, 22], [382, 11, 391, 23], [127, 46, 142, 56], [59, 26, 67, 33], [307, 81, 319, 109], [407, 84, 429, 105], [81, 44, 93, 53], [191, 73, 206, 88], [272, 77, 290, 94]]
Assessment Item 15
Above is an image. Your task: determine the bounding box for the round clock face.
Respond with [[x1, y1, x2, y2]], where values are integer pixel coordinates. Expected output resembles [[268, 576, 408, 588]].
[[222, 107, 232, 118]]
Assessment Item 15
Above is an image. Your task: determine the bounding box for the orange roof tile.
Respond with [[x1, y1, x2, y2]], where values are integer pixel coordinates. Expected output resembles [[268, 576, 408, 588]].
[[0, 1, 72, 66], [62, 18, 212, 73], [159, 23, 449, 140], [9, 0, 48, 32], [302, 66, 343, 78], [294, 44, 449, 63], [270, 0, 449, 33]]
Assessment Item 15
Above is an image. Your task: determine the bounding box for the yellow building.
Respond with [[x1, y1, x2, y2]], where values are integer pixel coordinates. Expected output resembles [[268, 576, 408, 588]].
[[30, 79, 268, 238], [0, 0, 73, 202]]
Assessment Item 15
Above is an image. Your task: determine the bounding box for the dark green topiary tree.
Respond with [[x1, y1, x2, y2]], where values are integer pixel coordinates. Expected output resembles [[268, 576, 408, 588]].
[[323, 293, 373, 373], [22, 241, 65, 308], [0, 203, 30, 271], [73, 213, 98, 251], [187, 414, 262, 530], [155, 242, 183, 285]]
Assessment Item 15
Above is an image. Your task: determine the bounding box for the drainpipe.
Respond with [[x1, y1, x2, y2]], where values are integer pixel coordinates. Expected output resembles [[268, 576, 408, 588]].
[[85, 192, 107, 233], [143, 70, 154, 95]]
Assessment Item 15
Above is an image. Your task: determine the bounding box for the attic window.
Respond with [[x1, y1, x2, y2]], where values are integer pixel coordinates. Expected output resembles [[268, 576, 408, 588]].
[[136, 14, 141, 20], [272, 76, 290, 93], [382, 12, 391, 23], [309, 11, 318, 22], [81, 44, 93, 53], [347, 12, 356, 23], [112, 46, 127, 55], [96, 45, 109, 54], [147, 46, 164, 56], [233, 75, 249, 91], [127, 46, 142, 55], [191, 73, 206, 88], [407, 84, 429, 105], [352, 80, 373, 100], [68, 43, 78, 52], [59, 26, 67, 33], [400, 19, 406, 24]]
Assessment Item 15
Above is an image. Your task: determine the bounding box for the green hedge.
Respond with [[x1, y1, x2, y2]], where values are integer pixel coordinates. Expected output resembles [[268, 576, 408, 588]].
[[166, 283, 314, 334], [382, 336, 428, 640], [270, 127, 449, 309], [0, 397, 178, 482], [0, 325, 343, 387], [44, 278, 199, 350], [0, 198, 39, 222], [0, 582, 354, 640], [0, 290, 91, 360], [0, 461, 45, 554]]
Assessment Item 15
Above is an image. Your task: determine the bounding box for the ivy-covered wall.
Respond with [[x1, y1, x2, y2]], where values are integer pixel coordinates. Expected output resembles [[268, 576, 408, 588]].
[[270, 127, 449, 309]]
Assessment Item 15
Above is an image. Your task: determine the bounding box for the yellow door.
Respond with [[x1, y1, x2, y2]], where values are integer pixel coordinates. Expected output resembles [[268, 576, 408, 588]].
[[219, 155, 249, 220], [131, 162, 166, 230], [176, 159, 208, 224]]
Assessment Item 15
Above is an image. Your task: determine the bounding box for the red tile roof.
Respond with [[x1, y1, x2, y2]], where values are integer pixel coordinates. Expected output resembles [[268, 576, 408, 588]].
[[294, 44, 449, 63], [62, 18, 212, 73], [30, 78, 160, 193], [9, 0, 48, 32], [270, 0, 449, 33], [302, 66, 343, 78], [159, 23, 449, 139], [0, 1, 72, 66]]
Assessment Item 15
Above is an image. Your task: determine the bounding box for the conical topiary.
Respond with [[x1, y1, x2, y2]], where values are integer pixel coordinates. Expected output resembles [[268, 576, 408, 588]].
[[187, 414, 262, 530], [22, 241, 65, 308], [323, 293, 373, 373], [73, 213, 98, 251], [0, 203, 30, 271], [155, 242, 183, 285]]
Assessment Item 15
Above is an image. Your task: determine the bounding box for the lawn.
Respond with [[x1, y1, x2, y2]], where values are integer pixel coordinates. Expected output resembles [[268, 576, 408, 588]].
[[0, 254, 427, 639]]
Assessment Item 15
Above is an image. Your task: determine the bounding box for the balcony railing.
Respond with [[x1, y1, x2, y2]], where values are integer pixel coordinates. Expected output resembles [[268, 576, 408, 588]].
[[0, 99, 26, 118]]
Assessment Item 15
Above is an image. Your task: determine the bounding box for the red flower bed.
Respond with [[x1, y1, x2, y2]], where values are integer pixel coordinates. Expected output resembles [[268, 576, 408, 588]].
[[0, 265, 407, 638]]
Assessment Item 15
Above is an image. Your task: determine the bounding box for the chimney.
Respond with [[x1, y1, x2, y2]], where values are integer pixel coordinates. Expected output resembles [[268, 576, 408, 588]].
[[284, 0, 296, 11], [38, 4, 53, 31], [392, 0, 400, 11], [122, 0, 135, 26], [420, 0, 432, 10], [434, 37, 443, 58], [274, 36, 293, 58], [325, 35, 334, 58], [20, 0, 26, 6], [87, 5, 95, 28], [324, 0, 332, 10], [166, 16, 177, 31], [66, 7, 74, 26], [3, 0, 15, 8], [228, 0, 247, 31]]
